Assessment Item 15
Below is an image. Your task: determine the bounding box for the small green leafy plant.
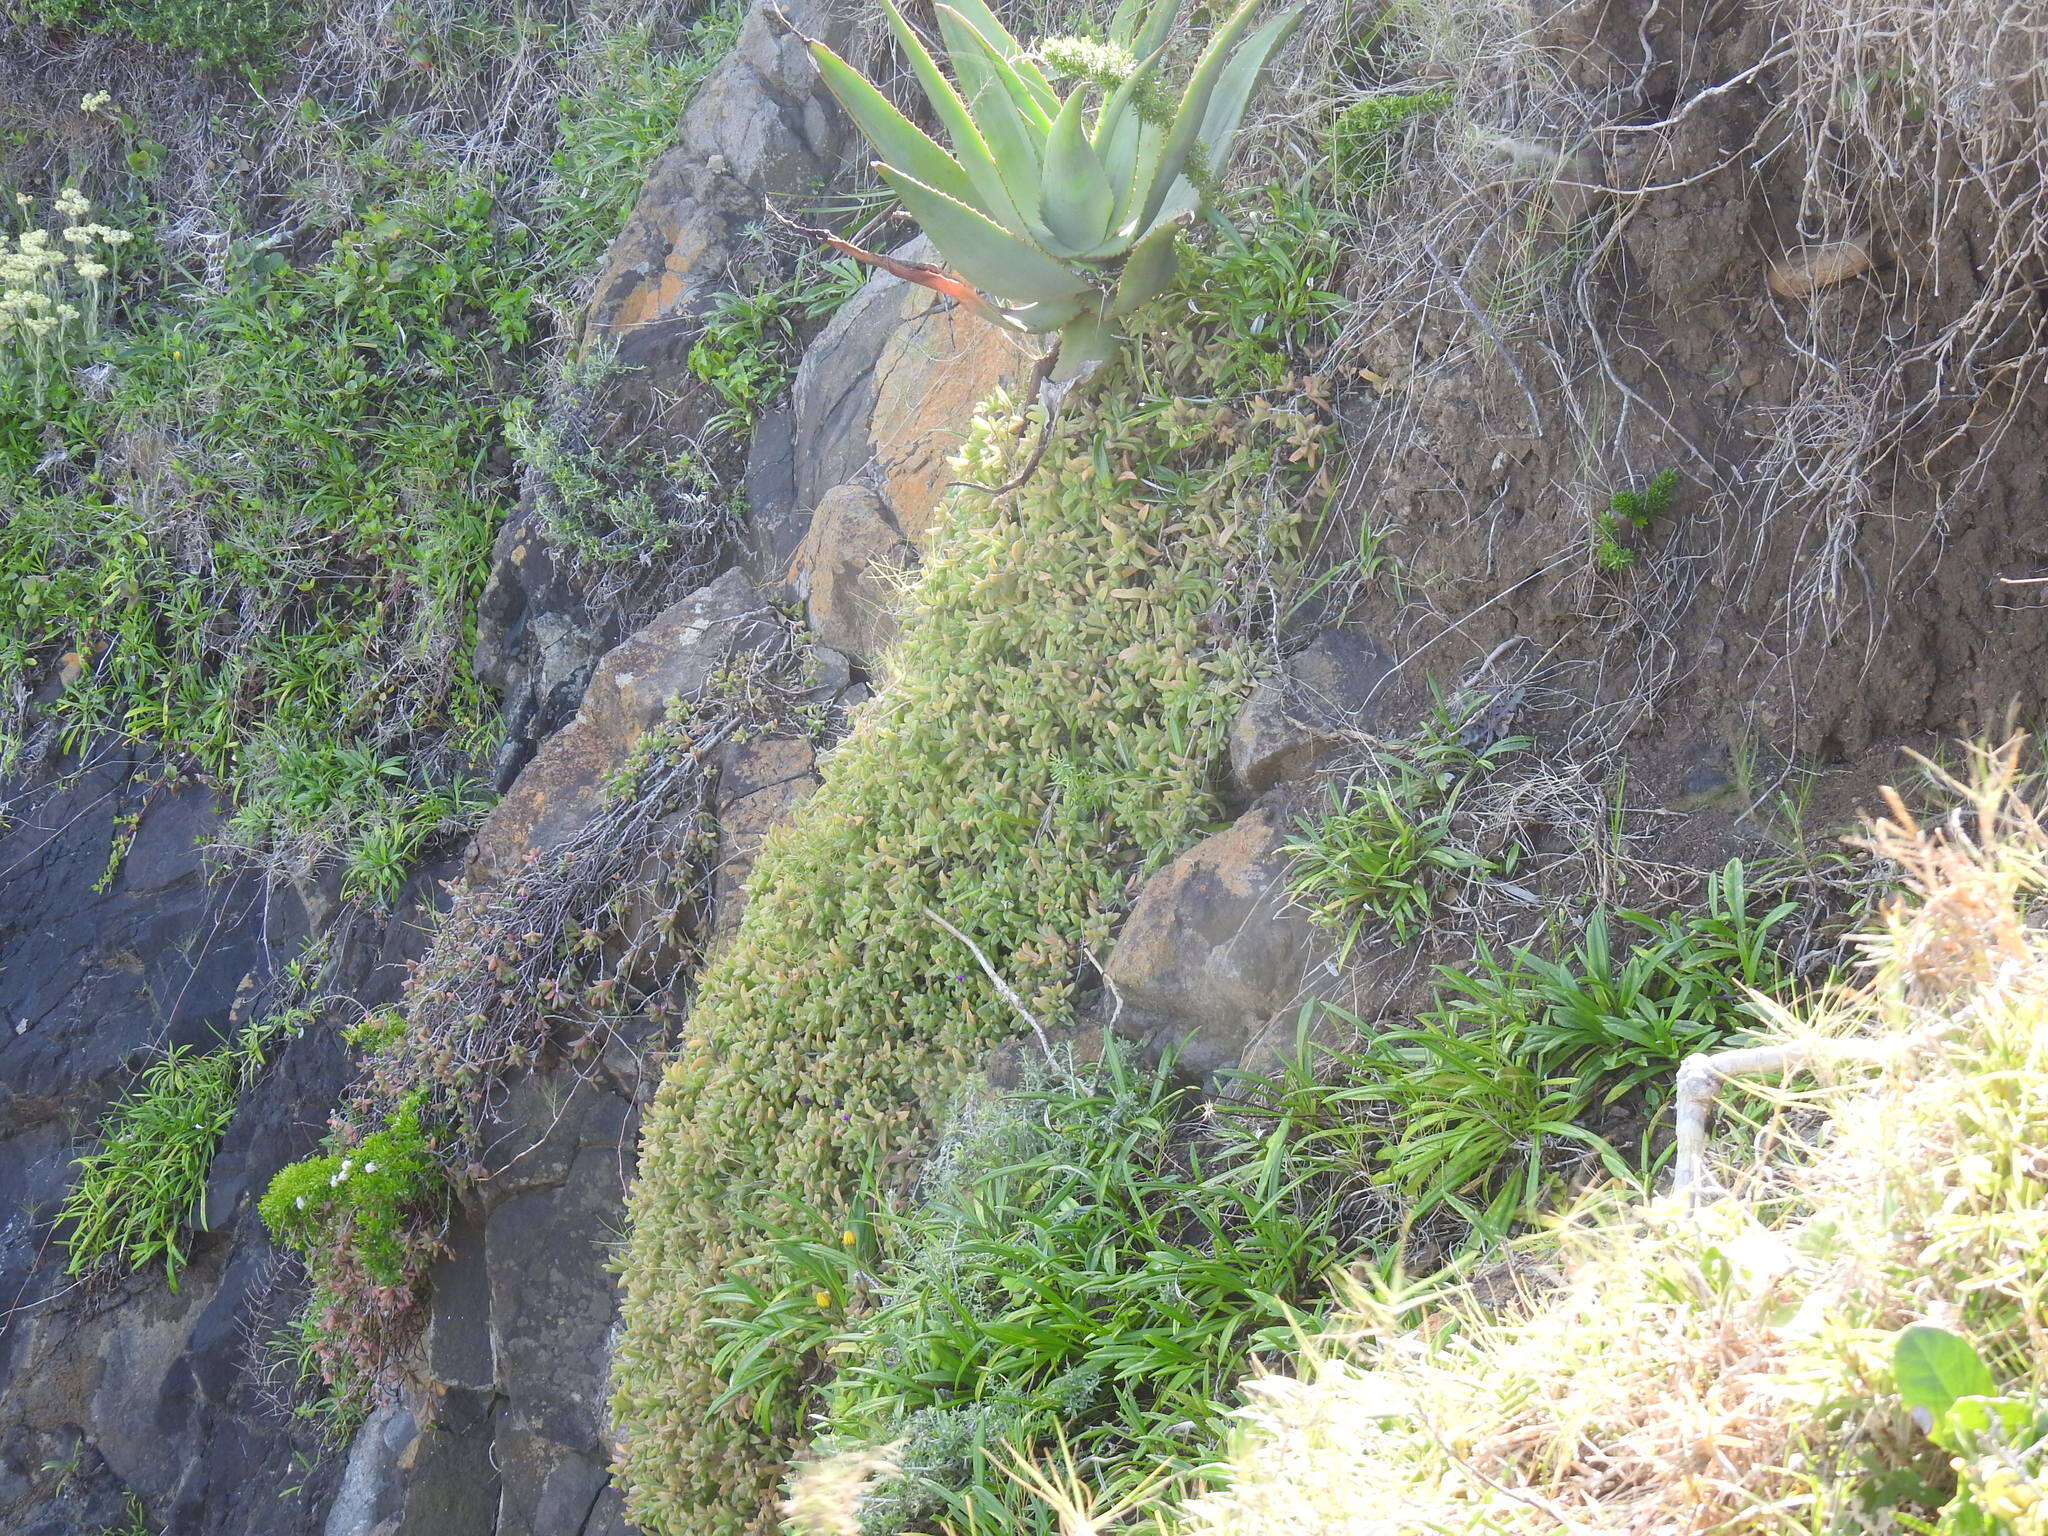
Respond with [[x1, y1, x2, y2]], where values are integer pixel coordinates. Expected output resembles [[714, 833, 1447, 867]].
[[806, 0, 1302, 372], [59, 975, 317, 1288], [27, 0, 311, 72], [687, 255, 866, 440], [1285, 724, 1527, 958], [1329, 85, 1453, 197], [733, 1040, 1372, 1536], [1895, 1324, 2048, 1532], [1593, 466, 1680, 571], [1324, 859, 1798, 1240]]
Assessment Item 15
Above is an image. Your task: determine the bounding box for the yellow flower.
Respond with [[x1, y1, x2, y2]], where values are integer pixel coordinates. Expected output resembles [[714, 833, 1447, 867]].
[[813, 1290, 832, 1309], [841, 1229, 857, 1247]]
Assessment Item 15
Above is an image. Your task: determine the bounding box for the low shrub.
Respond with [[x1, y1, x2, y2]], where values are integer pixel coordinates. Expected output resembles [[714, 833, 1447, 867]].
[[611, 215, 1338, 1535], [257, 1092, 445, 1419]]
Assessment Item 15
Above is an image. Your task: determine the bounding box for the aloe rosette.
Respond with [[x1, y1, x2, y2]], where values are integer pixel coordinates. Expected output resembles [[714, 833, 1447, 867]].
[[806, 0, 1301, 374]]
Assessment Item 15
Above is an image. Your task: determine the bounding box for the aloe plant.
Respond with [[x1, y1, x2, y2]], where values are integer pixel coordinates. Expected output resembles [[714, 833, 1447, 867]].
[[806, 0, 1301, 375]]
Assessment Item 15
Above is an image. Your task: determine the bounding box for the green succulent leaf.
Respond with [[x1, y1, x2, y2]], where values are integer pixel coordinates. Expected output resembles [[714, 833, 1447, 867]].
[[877, 0, 1033, 239], [1109, 0, 1184, 58], [935, 6, 1058, 244], [1195, 6, 1302, 180], [808, 42, 977, 207], [940, 0, 1061, 115], [1138, 0, 1278, 229], [1094, 43, 1168, 235], [873, 163, 1090, 308], [1112, 217, 1181, 316], [1041, 88, 1117, 252]]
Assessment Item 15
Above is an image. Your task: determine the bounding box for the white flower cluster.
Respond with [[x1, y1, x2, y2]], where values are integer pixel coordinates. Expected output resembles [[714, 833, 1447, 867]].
[[0, 186, 133, 377]]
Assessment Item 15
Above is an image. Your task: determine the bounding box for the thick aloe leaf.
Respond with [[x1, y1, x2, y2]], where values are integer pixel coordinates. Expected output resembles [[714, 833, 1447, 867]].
[[1094, 44, 1166, 232], [1041, 88, 1116, 251], [1195, 6, 1302, 179], [1145, 4, 1300, 225], [1137, 0, 1272, 229], [810, 42, 977, 207], [935, 6, 1049, 133], [1132, 0, 1185, 58], [935, 8, 1072, 252], [1111, 217, 1181, 316], [1108, 0, 1147, 48], [1007, 292, 1088, 333], [875, 163, 1089, 307], [877, 0, 1034, 240], [940, 0, 1061, 114]]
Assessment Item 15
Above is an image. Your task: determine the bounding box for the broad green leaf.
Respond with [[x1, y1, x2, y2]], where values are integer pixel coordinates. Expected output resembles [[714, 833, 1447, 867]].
[[1196, 6, 1302, 179], [935, 7, 1061, 247], [1132, 0, 1184, 58], [1111, 217, 1180, 316], [939, 0, 1061, 114], [1137, 0, 1276, 229], [809, 42, 977, 206], [1895, 1325, 1996, 1424], [1094, 44, 1168, 236], [876, 0, 1033, 240], [873, 164, 1087, 307], [1041, 87, 1116, 250]]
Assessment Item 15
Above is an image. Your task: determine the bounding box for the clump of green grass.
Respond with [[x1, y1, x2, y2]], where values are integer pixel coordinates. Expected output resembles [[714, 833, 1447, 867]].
[[1177, 749, 2048, 1536], [58, 955, 320, 1288], [1322, 858, 1800, 1242], [611, 213, 1339, 1535], [1, 7, 746, 892], [687, 253, 866, 441], [1284, 720, 1528, 958], [761, 1038, 1373, 1536], [26, 0, 311, 73]]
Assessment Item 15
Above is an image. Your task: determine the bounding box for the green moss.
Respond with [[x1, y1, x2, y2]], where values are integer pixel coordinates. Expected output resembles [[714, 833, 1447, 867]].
[[610, 279, 1328, 1531], [259, 1094, 438, 1290]]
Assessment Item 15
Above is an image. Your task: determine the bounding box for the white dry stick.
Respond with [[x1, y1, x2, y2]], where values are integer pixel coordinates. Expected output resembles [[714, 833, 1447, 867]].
[[1672, 1034, 1920, 1200], [923, 905, 1060, 1069]]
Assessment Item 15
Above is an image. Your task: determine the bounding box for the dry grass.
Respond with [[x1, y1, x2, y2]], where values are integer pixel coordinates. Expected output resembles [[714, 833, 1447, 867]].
[[1172, 740, 2048, 1536]]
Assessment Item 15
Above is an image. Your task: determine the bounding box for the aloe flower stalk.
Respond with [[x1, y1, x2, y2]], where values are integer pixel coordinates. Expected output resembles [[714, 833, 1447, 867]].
[[806, 0, 1301, 376]]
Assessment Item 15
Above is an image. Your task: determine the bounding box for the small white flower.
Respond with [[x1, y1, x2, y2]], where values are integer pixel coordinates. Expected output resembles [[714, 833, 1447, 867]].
[[362, 1161, 378, 1174], [80, 91, 113, 114], [295, 1195, 307, 1210], [56, 187, 90, 219]]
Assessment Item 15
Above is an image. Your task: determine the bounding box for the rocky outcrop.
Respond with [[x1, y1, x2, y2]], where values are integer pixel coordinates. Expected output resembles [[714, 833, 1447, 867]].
[[1100, 794, 1328, 1080], [745, 239, 1028, 622], [1227, 629, 1395, 796], [468, 570, 783, 884], [580, 0, 860, 437]]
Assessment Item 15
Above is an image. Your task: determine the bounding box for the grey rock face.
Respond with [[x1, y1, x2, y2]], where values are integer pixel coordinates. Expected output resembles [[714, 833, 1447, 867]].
[[1228, 629, 1396, 796], [0, 753, 435, 1536], [1100, 794, 1328, 1078]]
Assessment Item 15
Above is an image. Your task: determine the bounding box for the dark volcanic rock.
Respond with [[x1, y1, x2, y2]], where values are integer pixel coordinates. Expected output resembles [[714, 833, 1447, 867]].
[[0, 751, 426, 1536]]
